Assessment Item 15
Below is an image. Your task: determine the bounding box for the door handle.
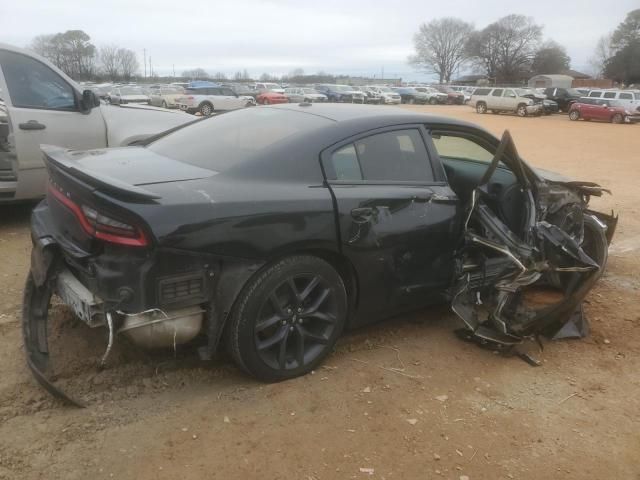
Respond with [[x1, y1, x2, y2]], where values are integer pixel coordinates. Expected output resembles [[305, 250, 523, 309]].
[[351, 207, 374, 222], [19, 120, 46, 131]]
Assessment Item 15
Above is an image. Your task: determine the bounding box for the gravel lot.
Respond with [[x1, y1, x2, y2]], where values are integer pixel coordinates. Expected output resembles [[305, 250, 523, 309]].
[[0, 105, 638, 480]]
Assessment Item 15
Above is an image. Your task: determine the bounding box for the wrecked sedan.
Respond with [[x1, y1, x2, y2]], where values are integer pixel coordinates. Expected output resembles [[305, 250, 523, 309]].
[[24, 104, 616, 403]]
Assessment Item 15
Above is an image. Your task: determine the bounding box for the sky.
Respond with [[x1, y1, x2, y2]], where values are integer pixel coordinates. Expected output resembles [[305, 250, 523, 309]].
[[0, 0, 637, 81]]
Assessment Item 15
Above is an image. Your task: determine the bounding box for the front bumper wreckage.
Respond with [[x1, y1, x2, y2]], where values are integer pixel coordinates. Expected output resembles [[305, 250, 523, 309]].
[[449, 132, 617, 362]]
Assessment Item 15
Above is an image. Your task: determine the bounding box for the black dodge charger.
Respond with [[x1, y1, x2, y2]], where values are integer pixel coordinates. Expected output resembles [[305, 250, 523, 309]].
[[24, 104, 617, 404]]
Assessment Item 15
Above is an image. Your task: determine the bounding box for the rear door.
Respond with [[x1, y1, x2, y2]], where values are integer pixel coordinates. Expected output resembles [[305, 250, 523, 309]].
[[490, 88, 504, 110], [0, 48, 106, 201], [322, 126, 460, 325]]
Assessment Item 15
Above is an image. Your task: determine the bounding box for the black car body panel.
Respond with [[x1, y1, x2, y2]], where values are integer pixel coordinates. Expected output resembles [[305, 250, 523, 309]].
[[23, 104, 617, 403]]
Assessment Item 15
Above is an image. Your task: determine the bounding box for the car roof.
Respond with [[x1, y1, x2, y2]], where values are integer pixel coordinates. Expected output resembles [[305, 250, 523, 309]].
[[266, 103, 480, 129]]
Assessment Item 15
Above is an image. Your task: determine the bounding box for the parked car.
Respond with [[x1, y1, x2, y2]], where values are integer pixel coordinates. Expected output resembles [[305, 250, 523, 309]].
[[284, 87, 327, 103], [431, 85, 465, 104], [352, 86, 381, 104], [469, 87, 543, 117], [226, 83, 258, 99], [363, 86, 402, 105], [108, 86, 150, 105], [254, 82, 284, 94], [0, 43, 193, 203], [517, 88, 558, 115], [314, 84, 366, 103], [149, 86, 185, 109], [257, 90, 288, 105], [568, 98, 640, 124], [586, 89, 640, 112], [541, 87, 582, 112], [23, 103, 616, 404], [413, 87, 448, 104], [176, 86, 255, 115], [393, 87, 430, 104]]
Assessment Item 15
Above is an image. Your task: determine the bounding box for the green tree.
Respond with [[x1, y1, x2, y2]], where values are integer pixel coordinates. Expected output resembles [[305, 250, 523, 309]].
[[531, 41, 570, 75], [30, 30, 96, 79], [605, 9, 640, 84]]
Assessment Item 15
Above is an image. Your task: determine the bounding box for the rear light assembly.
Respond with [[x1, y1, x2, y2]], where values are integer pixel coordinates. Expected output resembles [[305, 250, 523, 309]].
[[48, 184, 148, 247]]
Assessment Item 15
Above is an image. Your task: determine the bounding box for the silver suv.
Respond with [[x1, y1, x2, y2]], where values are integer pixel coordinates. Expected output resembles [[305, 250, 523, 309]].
[[469, 87, 543, 117]]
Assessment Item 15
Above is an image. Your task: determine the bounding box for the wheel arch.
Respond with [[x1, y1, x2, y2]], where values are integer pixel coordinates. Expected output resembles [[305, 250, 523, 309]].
[[211, 247, 360, 354]]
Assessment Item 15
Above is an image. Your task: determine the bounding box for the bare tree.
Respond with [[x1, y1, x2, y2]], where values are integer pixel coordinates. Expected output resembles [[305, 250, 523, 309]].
[[99, 45, 120, 80], [589, 34, 614, 78], [467, 15, 542, 83], [182, 68, 209, 79], [213, 71, 228, 80], [117, 48, 139, 80], [409, 18, 474, 83]]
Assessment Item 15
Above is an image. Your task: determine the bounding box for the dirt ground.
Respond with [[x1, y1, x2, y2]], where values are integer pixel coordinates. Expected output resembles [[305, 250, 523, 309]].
[[1, 105, 639, 480]]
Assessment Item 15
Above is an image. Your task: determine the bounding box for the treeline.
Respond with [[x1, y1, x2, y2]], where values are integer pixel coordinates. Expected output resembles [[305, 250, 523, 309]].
[[30, 30, 139, 81], [410, 9, 640, 85]]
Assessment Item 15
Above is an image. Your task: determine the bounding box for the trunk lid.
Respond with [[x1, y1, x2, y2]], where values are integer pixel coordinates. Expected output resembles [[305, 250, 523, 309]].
[[42, 144, 215, 200]]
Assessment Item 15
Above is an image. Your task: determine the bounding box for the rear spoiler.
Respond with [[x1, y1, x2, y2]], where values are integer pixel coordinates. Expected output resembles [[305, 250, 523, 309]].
[[41, 145, 161, 201]]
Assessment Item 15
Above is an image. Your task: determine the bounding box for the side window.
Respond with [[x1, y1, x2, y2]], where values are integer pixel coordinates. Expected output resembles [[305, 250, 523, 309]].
[[0, 50, 76, 111], [355, 129, 433, 182], [588, 91, 601, 98], [431, 134, 495, 164], [619, 93, 632, 100], [491, 89, 503, 97], [221, 88, 235, 96], [603, 92, 616, 99], [331, 144, 362, 181], [504, 89, 516, 98]]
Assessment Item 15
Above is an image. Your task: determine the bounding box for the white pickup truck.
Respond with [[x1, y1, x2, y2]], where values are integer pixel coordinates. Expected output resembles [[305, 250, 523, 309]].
[[0, 43, 193, 203]]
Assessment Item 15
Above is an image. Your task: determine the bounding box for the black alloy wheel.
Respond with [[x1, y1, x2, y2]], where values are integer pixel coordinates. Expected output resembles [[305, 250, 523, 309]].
[[226, 255, 347, 381]]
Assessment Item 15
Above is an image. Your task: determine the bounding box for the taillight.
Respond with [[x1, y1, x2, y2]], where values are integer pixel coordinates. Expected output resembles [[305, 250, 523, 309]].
[[48, 184, 148, 247]]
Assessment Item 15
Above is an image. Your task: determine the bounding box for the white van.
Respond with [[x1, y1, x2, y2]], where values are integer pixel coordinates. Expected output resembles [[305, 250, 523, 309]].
[[586, 90, 640, 111], [0, 43, 193, 203]]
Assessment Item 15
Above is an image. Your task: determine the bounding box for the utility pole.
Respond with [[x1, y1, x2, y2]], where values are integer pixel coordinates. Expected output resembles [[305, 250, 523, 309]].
[[143, 49, 147, 78], [149, 57, 152, 77], [381, 66, 384, 81], [173, 64, 176, 78]]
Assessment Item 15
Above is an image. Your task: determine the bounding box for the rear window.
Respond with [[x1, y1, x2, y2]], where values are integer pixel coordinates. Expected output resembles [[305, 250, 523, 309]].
[[147, 108, 332, 171]]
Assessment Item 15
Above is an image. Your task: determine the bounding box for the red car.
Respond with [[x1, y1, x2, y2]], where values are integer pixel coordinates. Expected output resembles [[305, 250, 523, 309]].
[[257, 91, 288, 105], [432, 85, 465, 104], [569, 98, 640, 124]]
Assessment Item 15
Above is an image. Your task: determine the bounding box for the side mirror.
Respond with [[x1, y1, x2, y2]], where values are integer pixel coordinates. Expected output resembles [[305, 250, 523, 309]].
[[81, 89, 99, 113]]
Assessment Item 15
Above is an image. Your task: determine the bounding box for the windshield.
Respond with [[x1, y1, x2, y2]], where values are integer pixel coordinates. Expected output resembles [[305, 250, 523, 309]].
[[148, 108, 332, 172], [566, 88, 582, 96], [609, 100, 624, 108], [377, 87, 393, 92], [516, 89, 538, 97], [264, 83, 280, 89], [634, 93, 640, 100]]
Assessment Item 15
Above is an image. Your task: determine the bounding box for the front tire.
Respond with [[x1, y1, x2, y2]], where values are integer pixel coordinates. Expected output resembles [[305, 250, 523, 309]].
[[476, 102, 487, 114], [199, 102, 213, 116], [569, 110, 580, 121], [225, 255, 347, 382], [516, 104, 528, 117], [611, 113, 624, 124], [161, 100, 168, 108]]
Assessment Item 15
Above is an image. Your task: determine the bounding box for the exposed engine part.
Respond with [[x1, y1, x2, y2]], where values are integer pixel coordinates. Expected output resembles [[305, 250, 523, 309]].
[[118, 306, 204, 349]]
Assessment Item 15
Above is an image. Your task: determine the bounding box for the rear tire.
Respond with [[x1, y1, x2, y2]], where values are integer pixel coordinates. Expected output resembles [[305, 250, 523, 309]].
[[429, 97, 437, 105], [161, 100, 168, 108], [225, 255, 347, 382], [569, 110, 580, 121], [476, 102, 487, 114]]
